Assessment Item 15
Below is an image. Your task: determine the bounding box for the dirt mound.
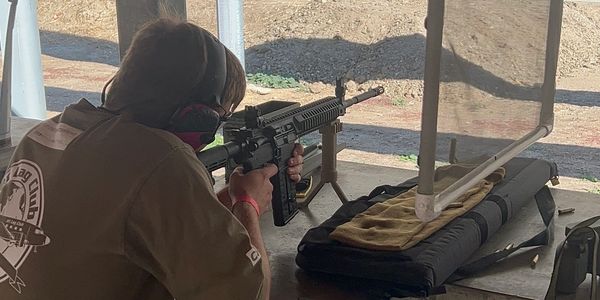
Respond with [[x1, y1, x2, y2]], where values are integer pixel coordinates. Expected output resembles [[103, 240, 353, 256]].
[[560, 2, 600, 75], [37, 0, 600, 100], [39, 0, 118, 41]]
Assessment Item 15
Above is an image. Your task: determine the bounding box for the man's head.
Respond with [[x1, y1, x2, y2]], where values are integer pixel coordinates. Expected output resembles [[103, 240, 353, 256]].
[[102, 18, 246, 129]]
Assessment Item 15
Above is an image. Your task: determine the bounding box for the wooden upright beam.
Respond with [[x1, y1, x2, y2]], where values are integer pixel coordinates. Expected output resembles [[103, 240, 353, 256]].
[[115, 0, 187, 60]]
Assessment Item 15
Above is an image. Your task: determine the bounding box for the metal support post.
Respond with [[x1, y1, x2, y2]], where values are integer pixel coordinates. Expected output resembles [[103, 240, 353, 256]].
[[0, 0, 17, 146], [0, 0, 46, 121], [216, 0, 245, 68]]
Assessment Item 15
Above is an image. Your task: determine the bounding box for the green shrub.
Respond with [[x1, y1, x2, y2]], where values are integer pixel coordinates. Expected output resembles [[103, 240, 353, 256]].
[[398, 154, 418, 163], [392, 97, 406, 107], [247, 73, 300, 89]]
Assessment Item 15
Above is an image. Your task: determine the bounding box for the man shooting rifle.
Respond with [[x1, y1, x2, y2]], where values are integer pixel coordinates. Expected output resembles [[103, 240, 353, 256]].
[[0, 18, 303, 299]]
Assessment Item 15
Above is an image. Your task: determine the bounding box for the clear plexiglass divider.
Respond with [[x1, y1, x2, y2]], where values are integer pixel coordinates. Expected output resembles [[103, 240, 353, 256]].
[[415, 0, 564, 222]]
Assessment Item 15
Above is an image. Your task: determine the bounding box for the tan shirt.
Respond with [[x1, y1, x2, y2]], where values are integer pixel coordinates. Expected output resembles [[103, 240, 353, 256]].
[[0, 99, 265, 299]]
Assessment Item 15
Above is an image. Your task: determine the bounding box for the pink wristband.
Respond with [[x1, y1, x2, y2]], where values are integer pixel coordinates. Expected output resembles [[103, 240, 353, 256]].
[[232, 194, 260, 216]]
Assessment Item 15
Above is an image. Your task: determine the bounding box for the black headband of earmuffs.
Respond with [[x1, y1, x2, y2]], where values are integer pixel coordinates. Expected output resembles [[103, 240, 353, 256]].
[[100, 29, 228, 108], [190, 30, 228, 107]]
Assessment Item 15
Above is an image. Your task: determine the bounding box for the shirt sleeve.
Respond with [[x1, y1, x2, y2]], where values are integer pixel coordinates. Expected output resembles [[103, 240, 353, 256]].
[[124, 147, 266, 300]]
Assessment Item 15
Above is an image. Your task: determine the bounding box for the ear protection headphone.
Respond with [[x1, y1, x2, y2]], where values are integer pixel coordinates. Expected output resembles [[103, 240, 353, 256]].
[[100, 29, 229, 151], [167, 31, 229, 151]]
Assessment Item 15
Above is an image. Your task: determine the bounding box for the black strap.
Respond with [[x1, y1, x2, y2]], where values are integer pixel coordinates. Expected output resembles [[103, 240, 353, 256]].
[[448, 186, 556, 281], [545, 215, 600, 300], [488, 194, 509, 224], [463, 211, 489, 245]]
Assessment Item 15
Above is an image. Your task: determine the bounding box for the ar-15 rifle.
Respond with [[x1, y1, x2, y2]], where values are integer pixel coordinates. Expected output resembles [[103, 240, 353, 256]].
[[197, 80, 384, 226]]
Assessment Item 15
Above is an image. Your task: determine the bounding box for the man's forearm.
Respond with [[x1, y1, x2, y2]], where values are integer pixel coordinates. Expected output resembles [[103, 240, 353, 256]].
[[233, 203, 271, 299]]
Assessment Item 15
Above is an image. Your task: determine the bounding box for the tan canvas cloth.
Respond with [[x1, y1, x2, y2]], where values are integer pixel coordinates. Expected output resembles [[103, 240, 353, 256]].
[[330, 165, 505, 251], [0, 99, 266, 300]]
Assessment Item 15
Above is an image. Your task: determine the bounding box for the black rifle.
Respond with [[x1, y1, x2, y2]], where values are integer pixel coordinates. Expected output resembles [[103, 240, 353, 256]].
[[197, 80, 384, 226]]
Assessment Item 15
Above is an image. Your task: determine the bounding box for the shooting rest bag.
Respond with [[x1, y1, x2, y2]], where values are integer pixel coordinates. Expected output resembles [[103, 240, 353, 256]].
[[296, 157, 558, 298]]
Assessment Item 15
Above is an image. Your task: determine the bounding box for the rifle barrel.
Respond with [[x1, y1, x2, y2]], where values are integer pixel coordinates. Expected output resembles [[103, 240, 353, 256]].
[[342, 86, 385, 109]]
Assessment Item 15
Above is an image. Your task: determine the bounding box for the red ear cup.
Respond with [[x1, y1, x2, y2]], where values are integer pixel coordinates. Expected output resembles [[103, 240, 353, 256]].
[[168, 103, 222, 151], [170, 103, 221, 132]]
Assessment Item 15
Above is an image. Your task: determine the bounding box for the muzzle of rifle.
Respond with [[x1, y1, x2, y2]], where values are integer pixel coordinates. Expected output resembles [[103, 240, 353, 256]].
[[342, 86, 385, 109]]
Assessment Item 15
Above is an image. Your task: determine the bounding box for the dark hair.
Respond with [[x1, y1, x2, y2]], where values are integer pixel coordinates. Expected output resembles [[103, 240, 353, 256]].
[[103, 18, 246, 128]]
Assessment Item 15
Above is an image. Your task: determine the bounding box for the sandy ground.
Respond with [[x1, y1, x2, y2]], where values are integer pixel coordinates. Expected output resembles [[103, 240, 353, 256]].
[[16, 0, 600, 195]]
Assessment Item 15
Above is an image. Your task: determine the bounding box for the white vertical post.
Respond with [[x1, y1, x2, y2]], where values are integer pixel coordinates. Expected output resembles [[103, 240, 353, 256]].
[[0, 0, 47, 121], [0, 0, 17, 144], [415, 0, 445, 222], [216, 0, 245, 69]]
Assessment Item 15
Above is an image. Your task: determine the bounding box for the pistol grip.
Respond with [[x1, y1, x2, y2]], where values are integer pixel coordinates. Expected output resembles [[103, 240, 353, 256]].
[[271, 143, 299, 226], [239, 142, 299, 226]]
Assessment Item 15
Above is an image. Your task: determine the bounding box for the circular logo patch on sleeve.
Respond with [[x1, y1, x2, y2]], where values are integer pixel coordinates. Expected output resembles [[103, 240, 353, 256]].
[[0, 160, 49, 294]]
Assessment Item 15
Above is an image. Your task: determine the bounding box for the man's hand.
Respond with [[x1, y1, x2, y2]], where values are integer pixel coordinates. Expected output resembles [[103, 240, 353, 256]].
[[217, 143, 304, 210], [287, 143, 304, 183], [229, 164, 278, 215]]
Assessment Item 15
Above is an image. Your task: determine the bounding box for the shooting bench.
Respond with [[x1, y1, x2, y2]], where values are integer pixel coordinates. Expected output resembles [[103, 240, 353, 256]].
[[253, 161, 600, 300], [2, 119, 599, 300]]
